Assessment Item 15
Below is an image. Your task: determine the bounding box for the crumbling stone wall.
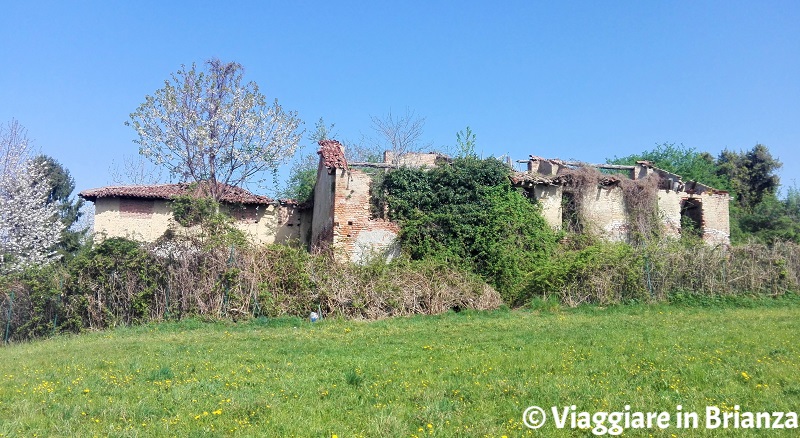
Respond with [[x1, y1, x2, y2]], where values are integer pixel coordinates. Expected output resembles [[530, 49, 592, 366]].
[[533, 185, 563, 230], [383, 151, 445, 168], [580, 187, 629, 242], [697, 193, 731, 246], [518, 157, 731, 245], [657, 191, 683, 238]]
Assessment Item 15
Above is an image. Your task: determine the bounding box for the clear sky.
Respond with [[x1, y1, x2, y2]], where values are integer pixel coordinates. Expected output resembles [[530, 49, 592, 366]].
[[2, 1, 798, 197]]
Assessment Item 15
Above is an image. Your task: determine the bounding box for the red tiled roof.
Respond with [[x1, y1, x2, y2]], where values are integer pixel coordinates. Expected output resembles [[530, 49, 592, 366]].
[[318, 139, 347, 170], [79, 182, 274, 205]]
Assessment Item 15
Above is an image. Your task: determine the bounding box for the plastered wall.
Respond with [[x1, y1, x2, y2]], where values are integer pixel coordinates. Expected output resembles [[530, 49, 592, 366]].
[[310, 163, 336, 251], [534, 185, 563, 230], [94, 198, 173, 242], [228, 204, 310, 246], [94, 197, 310, 247], [579, 187, 629, 242]]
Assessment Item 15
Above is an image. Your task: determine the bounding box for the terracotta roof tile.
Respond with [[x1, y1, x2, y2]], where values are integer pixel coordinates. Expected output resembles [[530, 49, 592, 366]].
[[318, 139, 348, 170], [79, 182, 274, 205]]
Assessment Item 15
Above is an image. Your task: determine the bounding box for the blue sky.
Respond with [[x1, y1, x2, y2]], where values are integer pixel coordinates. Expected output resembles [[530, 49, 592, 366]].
[[2, 1, 798, 197]]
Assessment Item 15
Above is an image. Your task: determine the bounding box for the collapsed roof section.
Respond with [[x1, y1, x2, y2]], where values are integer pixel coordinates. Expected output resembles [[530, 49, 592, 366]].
[[510, 155, 728, 195]]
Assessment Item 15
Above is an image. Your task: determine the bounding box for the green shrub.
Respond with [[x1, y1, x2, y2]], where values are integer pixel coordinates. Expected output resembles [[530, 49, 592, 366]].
[[171, 195, 218, 227], [379, 157, 559, 304], [168, 194, 249, 249], [530, 241, 645, 306], [65, 237, 166, 328]]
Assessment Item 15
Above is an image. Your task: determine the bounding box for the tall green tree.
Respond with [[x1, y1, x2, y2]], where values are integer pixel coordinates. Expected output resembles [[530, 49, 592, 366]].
[[608, 143, 729, 190], [33, 155, 86, 256], [716, 144, 781, 211], [611, 142, 792, 244]]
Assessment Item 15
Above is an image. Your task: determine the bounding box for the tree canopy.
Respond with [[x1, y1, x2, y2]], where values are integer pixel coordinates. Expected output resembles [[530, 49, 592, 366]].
[[0, 120, 63, 271], [33, 155, 86, 256], [608, 142, 730, 190], [127, 58, 303, 200]]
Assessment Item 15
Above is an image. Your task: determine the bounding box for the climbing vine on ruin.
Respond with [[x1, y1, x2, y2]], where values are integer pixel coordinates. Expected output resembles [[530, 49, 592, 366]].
[[168, 194, 248, 248], [620, 175, 663, 244], [377, 157, 559, 304], [558, 166, 663, 244]]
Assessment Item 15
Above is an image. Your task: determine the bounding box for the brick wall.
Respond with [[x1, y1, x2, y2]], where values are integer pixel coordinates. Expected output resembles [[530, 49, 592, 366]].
[[331, 168, 399, 263]]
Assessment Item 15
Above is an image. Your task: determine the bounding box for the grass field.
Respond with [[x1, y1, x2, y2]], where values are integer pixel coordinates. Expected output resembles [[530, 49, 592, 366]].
[[1, 298, 799, 437]]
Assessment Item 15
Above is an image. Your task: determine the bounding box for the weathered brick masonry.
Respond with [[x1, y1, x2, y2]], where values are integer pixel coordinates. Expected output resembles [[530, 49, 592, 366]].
[[311, 140, 400, 263]]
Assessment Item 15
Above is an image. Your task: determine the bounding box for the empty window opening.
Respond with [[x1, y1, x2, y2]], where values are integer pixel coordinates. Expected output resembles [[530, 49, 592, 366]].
[[680, 198, 703, 238]]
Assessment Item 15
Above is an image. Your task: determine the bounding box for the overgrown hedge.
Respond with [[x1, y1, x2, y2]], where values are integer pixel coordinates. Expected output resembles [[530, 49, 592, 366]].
[[3, 236, 797, 344], [0, 238, 502, 343]]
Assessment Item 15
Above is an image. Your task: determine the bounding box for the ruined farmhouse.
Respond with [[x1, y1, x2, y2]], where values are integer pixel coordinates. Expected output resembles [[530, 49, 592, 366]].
[[80, 140, 731, 261], [510, 156, 731, 246], [80, 182, 309, 246]]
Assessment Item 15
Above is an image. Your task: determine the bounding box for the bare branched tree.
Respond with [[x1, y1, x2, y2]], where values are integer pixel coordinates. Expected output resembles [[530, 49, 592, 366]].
[[109, 154, 165, 185], [127, 58, 303, 200], [368, 108, 429, 164]]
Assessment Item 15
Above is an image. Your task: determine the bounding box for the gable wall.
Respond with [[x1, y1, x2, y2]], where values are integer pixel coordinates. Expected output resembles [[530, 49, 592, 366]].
[[310, 163, 336, 251]]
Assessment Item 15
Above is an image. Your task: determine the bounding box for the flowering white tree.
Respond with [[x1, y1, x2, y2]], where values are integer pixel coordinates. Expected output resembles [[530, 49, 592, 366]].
[[0, 120, 63, 271], [127, 58, 303, 200]]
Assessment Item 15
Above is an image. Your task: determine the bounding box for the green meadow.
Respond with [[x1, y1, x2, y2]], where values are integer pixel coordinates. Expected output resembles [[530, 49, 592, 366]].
[[1, 299, 799, 437]]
